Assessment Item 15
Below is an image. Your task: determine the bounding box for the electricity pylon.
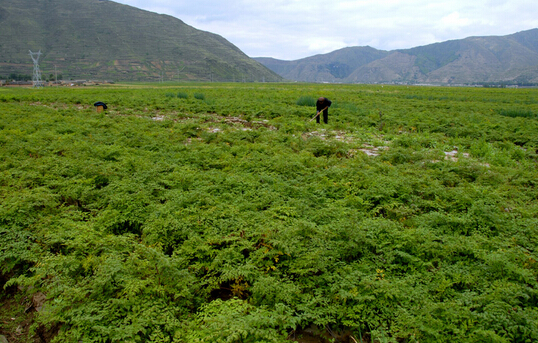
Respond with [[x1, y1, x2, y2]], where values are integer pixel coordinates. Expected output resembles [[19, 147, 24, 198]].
[[29, 50, 44, 88]]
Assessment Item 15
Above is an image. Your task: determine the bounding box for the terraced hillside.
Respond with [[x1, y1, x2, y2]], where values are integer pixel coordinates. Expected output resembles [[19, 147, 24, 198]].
[[0, 0, 281, 82]]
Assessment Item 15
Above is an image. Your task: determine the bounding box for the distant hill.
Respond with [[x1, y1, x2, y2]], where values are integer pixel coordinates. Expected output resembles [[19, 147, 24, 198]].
[[0, 0, 281, 82], [255, 29, 538, 85], [255, 47, 390, 83]]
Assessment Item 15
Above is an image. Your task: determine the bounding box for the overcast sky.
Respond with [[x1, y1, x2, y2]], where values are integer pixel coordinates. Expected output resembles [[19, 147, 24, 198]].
[[113, 0, 538, 61]]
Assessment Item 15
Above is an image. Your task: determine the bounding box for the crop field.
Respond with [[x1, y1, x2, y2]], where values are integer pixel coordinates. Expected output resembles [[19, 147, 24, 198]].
[[1, 82, 538, 343]]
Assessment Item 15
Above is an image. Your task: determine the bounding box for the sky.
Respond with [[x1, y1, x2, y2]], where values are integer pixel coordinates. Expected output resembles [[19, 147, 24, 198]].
[[113, 0, 538, 61]]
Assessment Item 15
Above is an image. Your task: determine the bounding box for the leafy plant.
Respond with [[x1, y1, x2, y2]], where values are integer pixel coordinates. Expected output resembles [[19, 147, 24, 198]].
[[1, 83, 538, 342]]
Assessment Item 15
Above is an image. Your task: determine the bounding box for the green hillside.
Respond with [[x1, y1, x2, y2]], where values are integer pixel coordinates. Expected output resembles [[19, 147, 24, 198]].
[[0, 0, 281, 82]]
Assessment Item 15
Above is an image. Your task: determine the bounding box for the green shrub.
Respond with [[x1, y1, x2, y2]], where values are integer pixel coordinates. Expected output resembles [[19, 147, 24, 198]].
[[497, 108, 536, 118], [296, 96, 316, 107]]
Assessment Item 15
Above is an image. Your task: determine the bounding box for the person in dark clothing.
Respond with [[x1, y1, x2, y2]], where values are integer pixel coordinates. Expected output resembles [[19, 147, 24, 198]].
[[316, 97, 332, 124]]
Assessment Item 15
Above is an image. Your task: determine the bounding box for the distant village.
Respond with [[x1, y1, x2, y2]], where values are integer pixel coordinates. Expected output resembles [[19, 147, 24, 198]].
[[0, 79, 115, 87]]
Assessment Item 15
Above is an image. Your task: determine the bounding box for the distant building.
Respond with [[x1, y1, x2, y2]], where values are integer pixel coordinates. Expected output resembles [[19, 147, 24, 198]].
[[7, 81, 33, 86]]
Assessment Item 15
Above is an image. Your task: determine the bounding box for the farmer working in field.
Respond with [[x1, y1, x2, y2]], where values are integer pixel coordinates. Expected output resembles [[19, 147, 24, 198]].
[[315, 97, 332, 124]]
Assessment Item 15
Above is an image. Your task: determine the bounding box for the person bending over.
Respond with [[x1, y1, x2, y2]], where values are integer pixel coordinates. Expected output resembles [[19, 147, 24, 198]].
[[316, 97, 332, 124]]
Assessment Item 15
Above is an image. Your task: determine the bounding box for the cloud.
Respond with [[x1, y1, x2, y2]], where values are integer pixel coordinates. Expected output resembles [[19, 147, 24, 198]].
[[113, 0, 538, 60], [440, 12, 471, 28]]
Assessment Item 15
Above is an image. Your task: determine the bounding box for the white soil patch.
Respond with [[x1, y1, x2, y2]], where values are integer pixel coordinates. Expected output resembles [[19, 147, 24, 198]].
[[358, 144, 390, 156], [444, 149, 470, 162]]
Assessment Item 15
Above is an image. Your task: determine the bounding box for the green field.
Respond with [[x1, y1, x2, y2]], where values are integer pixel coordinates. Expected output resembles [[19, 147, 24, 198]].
[[1, 83, 538, 343]]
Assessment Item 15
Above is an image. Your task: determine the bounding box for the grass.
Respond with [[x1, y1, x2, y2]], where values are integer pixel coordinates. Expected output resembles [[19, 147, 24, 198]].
[[497, 108, 537, 118], [296, 95, 316, 106]]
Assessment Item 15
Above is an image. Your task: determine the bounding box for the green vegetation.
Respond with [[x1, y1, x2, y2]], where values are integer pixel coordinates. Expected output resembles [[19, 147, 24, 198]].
[[4, 73, 32, 81], [177, 92, 189, 99], [497, 108, 537, 119], [296, 96, 316, 107], [1, 83, 538, 343], [193, 92, 205, 100]]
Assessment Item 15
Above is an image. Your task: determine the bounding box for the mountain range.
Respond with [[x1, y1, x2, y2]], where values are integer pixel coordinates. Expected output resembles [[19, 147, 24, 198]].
[[254, 29, 538, 85], [0, 0, 281, 82]]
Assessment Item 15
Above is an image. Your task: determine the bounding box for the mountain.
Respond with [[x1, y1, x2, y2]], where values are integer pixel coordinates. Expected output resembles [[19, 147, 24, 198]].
[[254, 29, 538, 85], [0, 0, 281, 82], [255, 47, 390, 83]]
